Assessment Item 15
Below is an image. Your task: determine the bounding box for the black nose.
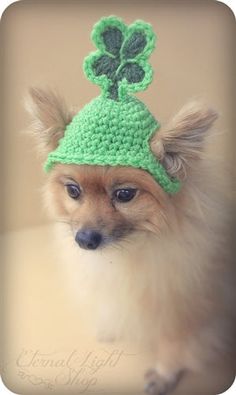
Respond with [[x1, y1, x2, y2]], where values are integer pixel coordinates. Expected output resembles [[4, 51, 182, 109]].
[[75, 229, 102, 250]]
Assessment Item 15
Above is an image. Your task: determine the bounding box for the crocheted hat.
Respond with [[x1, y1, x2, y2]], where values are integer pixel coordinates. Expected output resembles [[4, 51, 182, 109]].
[[44, 16, 181, 194]]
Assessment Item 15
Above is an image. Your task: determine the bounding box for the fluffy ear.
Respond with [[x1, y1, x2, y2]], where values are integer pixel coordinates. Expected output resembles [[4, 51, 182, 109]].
[[24, 87, 75, 155], [150, 101, 218, 180]]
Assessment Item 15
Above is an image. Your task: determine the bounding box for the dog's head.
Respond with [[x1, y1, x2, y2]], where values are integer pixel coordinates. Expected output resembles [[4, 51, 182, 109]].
[[25, 88, 218, 250]]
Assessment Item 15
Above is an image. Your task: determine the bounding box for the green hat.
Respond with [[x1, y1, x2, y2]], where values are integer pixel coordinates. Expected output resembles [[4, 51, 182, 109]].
[[44, 16, 180, 194]]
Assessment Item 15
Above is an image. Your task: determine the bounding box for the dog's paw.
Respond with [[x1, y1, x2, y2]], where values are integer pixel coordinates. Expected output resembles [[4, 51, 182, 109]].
[[144, 368, 184, 395]]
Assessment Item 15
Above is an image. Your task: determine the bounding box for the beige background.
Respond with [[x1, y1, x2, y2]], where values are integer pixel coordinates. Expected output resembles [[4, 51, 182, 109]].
[[0, 0, 235, 232], [0, 1, 236, 395]]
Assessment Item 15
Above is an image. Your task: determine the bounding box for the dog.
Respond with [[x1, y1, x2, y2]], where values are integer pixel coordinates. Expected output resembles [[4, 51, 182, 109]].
[[25, 87, 235, 395]]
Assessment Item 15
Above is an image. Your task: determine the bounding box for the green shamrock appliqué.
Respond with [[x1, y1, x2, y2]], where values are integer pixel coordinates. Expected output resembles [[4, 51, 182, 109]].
[[83, 16, 156, 101]]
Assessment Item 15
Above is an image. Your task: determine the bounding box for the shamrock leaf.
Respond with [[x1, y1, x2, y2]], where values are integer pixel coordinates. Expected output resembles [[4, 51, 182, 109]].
[[117, 63, 145, 83], [93, 55, 120, 79], [83, 16, 156, 101], [101, 26, 124, 56], [122, 31, 147, 59]]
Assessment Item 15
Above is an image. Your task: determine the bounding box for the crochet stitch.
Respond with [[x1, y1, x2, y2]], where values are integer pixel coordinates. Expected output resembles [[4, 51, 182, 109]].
[[44, 16, 181, 194]]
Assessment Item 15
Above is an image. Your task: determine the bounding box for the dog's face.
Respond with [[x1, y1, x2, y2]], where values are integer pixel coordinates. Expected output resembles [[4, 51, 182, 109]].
[[46, 164, 171, 250], [25, 88, 218, 250]]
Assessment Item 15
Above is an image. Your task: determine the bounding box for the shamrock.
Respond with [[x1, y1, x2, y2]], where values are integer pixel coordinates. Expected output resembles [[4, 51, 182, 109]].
[[83, 16, 156, 101]]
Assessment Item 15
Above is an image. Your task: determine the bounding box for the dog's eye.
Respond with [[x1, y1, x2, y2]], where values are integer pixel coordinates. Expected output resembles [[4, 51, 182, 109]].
[[113, 188, 137, 203], [65, 184, 81, 199]]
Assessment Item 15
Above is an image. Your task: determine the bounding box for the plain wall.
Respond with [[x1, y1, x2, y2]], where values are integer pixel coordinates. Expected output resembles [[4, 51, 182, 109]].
[[0, 0, 235, 232]]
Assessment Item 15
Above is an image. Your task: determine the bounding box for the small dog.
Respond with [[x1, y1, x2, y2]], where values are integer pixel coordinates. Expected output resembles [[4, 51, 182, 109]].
[[25, 87, 234, 395]]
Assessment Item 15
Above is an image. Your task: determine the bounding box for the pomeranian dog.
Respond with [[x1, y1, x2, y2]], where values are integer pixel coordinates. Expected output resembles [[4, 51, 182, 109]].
[[25, 88, 235, 395]]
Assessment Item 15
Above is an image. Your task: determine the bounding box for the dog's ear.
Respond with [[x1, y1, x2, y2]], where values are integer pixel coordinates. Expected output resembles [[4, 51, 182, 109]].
[[25, 87, 75, 155], [150, 101, 218, 180]]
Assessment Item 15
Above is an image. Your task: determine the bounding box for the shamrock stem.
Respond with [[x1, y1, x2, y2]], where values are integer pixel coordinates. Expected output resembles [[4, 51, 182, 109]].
[[108, 80, 119, 100]]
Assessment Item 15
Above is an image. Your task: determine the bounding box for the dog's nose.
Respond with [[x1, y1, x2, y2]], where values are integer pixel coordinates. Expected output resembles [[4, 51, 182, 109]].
[[75, 229, 102, 250]]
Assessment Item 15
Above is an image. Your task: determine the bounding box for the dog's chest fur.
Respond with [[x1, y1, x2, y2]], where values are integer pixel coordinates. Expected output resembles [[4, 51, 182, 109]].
[[57, 221, 229, 353]]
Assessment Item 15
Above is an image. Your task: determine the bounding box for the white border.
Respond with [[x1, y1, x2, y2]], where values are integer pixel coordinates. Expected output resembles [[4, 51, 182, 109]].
[[0, 0, 232, 23], [0, 0, 18, 20], [220, 0, 236, 15], [0, 372, 233, 395], [0, 377, 18, 395], [0, 5, 15, 390], [0, 0, 235, 394]]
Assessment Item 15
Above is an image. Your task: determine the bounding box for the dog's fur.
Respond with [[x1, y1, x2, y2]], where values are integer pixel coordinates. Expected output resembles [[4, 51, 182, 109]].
[[26, 88, 235, 394]]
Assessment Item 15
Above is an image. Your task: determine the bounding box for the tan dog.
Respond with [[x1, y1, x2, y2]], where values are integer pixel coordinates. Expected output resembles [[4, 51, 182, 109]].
[[26, 88, 235, 395]]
